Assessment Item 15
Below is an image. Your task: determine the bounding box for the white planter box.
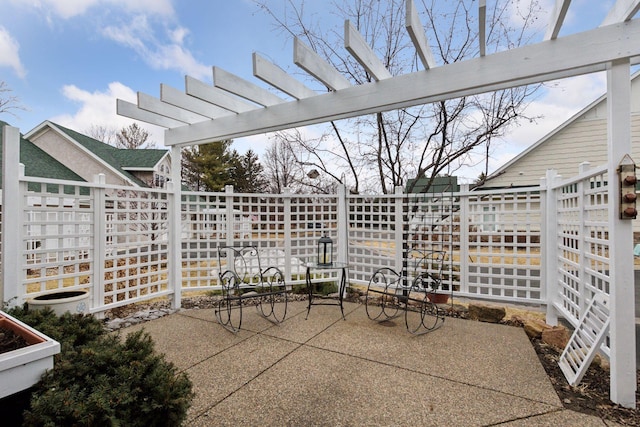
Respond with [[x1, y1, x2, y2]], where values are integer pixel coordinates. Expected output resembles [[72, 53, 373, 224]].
[[0, 311, 61, 399]]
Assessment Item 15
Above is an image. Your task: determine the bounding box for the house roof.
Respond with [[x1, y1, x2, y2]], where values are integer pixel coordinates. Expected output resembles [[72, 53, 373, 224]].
[[0, 121, 85, 188], [483, 70, 640, 187], [27, 121, 169, 187]]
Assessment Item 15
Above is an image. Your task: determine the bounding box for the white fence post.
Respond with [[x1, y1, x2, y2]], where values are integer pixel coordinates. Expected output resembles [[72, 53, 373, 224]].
[[337, 184, 348, 296], [169, 146, 183, 309], [458, 184, 470, 295], [394, 186, 404, 274], [1, 125, 22, 307], [92, 174, 106, 315], [606, 59, 635, 407], [283, 187, 292, 286], [577, 162, 590, 316], [543, 169, 559, 326], [225, 185, 234, 247]]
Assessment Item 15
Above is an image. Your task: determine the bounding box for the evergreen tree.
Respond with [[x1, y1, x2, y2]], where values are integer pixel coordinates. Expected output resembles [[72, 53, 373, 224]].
[[181, 141, 233, 191], [230, 149, 268, 193]]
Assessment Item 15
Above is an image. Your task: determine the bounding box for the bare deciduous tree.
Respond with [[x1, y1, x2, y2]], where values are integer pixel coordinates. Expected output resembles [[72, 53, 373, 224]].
[[0, 81, 24, 118], [262, 137, 334, 193], [256, 0, 542, 193], [116, 123, 154, 149], [86, 124, 118, 145]]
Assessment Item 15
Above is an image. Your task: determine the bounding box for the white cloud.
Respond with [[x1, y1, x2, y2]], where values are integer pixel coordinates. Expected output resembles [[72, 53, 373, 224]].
[[51, 82, 165, 146], [0, 26, 26, 78], [501, 73, 606, 150], [102, 18, 210, 80], [27, 0, 173, 19], [454, 72, 608, 183]]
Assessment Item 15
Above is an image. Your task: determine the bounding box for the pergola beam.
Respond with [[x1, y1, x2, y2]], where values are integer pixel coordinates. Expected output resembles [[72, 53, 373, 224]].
[[479, 0, 487, 56], [293, 38, 352, 91], [117, 100, 184, 128], [405, 0, 436, 68], [544, 0, 572, 41], [253, 53, 317, 99], [164, 19, 640, 146], [344, 20, 392, 81], [602, 0, 640, 26], [137, 92, 208, 124], [213, 66, 286, 107], [160, 83, 232, 120], [185, 76, 257, 113]]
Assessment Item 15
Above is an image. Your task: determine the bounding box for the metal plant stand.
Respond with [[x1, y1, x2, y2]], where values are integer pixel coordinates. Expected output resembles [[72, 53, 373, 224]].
[[305, 262, 349, 320]]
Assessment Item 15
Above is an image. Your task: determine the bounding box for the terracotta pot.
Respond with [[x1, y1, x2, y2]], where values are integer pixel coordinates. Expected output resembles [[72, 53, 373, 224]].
[[427, 292, 449, 304]]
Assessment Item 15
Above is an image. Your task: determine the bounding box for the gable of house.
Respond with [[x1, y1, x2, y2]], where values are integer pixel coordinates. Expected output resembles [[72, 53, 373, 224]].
[[25, 121, 170, 188], [0, 121, 85, 189], [481, 72, 640, 189]]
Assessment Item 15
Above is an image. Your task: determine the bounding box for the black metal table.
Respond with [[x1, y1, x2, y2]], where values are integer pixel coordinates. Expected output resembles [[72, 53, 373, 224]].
[[305, 262, 349, 320]]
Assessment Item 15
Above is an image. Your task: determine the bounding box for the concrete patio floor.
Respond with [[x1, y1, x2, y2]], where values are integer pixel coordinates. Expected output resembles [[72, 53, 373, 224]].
[[122, 300, 622, 426]]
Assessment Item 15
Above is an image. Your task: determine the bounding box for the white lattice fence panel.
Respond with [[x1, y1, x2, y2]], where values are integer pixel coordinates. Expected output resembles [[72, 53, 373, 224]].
[[553, 166, 611, 329], [181, 192, 228, 289], [22, 181, 94, 297], [288, 194, 338, 283], [582, 172, 610, 298], [556, 181, 583, 320], [405, 193, 460, 291], [466, 189, 542, 301], [559, 294, 610, 386], [102, 188, 170, 307], [347, 193, 399, 288]]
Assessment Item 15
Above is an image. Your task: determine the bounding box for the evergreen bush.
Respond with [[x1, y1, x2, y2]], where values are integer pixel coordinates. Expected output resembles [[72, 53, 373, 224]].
[[8, 307, 194, 426]]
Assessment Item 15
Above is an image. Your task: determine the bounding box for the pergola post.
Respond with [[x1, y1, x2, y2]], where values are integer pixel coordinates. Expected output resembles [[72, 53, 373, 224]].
[[607, 58, 636, 408], [543, 169, 560, 326], [1, 125, 22, 307], [168, 145, 183, 310]]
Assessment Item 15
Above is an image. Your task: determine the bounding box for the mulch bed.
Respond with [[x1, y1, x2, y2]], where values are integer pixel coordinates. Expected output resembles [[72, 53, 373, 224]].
[[0, 327, 30, 355], [531, 337, 640, 425]]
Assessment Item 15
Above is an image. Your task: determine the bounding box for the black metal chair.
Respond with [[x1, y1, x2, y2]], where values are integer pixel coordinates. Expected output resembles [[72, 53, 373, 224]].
[[365, 250, 446, 334], [215, 246, 288, 333]]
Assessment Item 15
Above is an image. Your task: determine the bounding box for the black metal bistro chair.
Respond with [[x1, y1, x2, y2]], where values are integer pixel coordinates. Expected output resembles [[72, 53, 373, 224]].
[[215, 245, 288, 333]]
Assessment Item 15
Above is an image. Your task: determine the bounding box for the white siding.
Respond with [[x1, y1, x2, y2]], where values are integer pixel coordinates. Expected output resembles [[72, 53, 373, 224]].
[[486, 75, 640, 188]]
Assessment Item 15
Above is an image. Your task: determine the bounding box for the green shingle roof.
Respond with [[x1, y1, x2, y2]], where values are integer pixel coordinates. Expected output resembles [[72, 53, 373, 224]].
[[0, 121, 85, 189]]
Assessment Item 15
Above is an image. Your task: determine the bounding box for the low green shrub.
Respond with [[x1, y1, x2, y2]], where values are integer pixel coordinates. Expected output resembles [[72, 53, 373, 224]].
[[7, 307, 194, 426]]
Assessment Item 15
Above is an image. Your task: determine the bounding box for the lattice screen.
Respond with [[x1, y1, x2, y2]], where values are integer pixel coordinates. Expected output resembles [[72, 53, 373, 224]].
[[102, 188, 169, 306], [465, 190, 542, 301], [22, 181, 94, 296]]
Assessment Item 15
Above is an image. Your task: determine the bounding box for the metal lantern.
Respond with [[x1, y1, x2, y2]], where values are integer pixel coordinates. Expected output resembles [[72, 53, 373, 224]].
[[317, 232, 333, 266]]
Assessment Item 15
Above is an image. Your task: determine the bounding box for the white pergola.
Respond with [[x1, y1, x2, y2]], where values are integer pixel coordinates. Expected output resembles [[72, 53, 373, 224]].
[[117, 0, 640, 407]]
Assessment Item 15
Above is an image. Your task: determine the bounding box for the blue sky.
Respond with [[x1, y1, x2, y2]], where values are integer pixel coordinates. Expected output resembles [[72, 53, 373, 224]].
[[0, 0, 626, 182]]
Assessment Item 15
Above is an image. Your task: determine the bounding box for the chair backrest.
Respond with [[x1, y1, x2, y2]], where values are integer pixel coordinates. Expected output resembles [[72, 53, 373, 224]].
[[217, 245, 264, 284]]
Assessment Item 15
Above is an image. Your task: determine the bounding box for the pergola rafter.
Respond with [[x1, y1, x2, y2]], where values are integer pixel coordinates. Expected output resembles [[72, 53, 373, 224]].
[[116, 0, 640, 407], [118, 0, 640, 148]]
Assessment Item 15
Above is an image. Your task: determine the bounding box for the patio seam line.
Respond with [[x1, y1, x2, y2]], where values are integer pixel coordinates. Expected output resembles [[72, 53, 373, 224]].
[[299, 304, 563, 409], [297, 339, 563, 410], [481, 408, 579, 427], [169, 312, 260, 375], [188, 306, 359, 422], [187, 339, 306, 424]]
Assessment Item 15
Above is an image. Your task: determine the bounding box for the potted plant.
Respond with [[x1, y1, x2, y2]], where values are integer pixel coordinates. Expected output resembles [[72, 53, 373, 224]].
[[0, 310, 60, 399], [427, 289, 450, 304]]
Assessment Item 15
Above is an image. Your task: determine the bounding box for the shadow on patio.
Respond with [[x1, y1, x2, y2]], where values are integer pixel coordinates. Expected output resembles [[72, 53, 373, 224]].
[[122, 301, 612, 426]]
